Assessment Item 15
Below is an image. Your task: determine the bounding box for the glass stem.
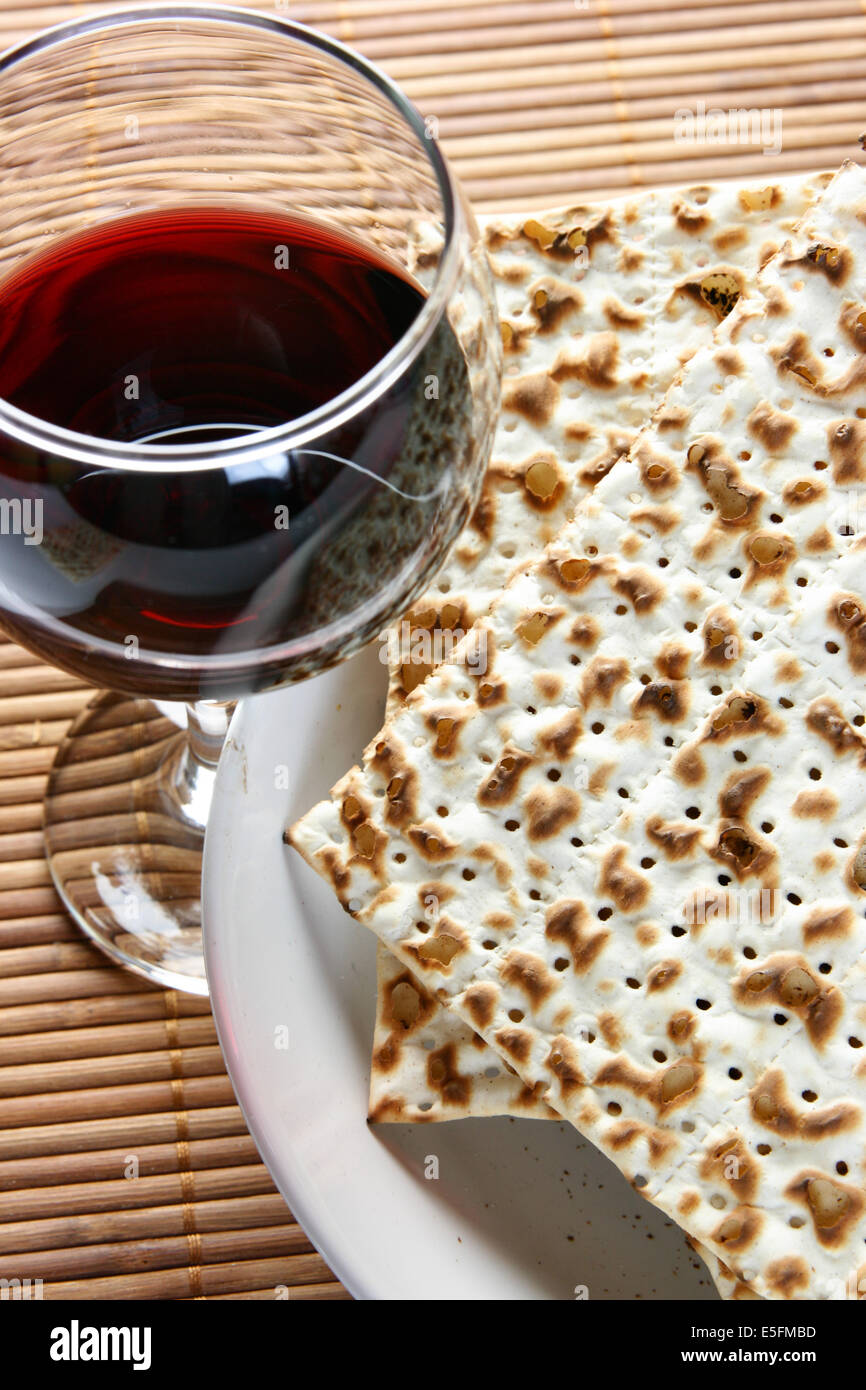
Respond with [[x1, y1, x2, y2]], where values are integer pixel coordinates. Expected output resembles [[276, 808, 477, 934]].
[[169, 700, 235, 834]]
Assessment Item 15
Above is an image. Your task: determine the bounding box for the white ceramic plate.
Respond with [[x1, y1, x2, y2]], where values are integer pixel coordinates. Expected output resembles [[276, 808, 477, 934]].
[[203, 645, 718, 1301]]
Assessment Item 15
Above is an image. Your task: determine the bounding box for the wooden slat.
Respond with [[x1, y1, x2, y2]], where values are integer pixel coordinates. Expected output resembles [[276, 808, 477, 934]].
[[0, 1193, 293, 1254], [0, 831, 49, 864], [42, 1252, 336, 1300], [0, 1013, 218, 1065], [0, 1166, 282, 1226], [0, 988, 211, 1038], [0, 691, 93, 726], [0, 1043, 228, 1097], [397, 39, 866, 102], [0, 1104, 250, 1161], [0, 1135, 260, 1190], [0, 1224, 312, 1282], [0, 940, 114, 978], [0, 803, 46, 833], [0, 1072, 238, 1129], [0, 913, 80, 946], [0, 965, 155, 1007], [0, 1193, 295, 1255], [199, 1281, 351, 1299]]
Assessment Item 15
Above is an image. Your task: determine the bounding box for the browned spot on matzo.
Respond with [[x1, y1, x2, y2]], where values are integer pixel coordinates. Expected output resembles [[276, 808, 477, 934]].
[[750, 1067, 861, 1145], [517, 609, 563, 646], [826, 599, 866, 676], [719, 766, 771, 819], [803, 904, 855, 943], [785, 239, 853, 285], [537, 709, 584, 760], [807, 694, 866, 762], [545, 1034, 585, 1097], [633, 680, 690, 724], [701, 609, 741, 668], [500, 948, 557, 1006], [655, 642, 691, 682], [743, 531, 795, 587], [552, 332, 619, 391], [545, 899, 608, 974], [524, 785, 581, 840], [493, 1025, 533, 1066], [735, 957, 843, 1047], [424, 710, 466, 759], [645, 817, 702, 860], [747, 401, 798, 452], [711, 1207, 763, 1254], [785, 1172, 864, 1247], [427, 1042, 471, 1106], [502, 371, 559, 424], [709, 825, 776, 882], [604, 295, 645, 330], [406, 825, 458, 862], [462, 981, 499, 1030], [530, 277, 583, 333], [700, 1134, 758, 1203], [686, 438, 764, 525], [782, 475, 825, 506], [766, 1257, 810, 1299], [598, 845, 651, 913], [522, 452, 565, 510], [580, 655, 629, 706], [479, 748, 534, 808], [647, 960, 683, 992], [704, 693, 780, 742], [828, 418, 866, 483]]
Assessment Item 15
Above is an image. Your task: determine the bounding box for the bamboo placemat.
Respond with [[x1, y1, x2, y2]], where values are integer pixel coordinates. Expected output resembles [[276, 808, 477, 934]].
[[0, 644, 347, 1299], [1, 0, 864, 1301]]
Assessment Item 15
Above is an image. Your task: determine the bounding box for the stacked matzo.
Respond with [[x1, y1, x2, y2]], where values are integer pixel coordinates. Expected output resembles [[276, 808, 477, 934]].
[[290, 162, 866, 1299], [375, 171, 835, 1129], [387, 172, 831, 708]]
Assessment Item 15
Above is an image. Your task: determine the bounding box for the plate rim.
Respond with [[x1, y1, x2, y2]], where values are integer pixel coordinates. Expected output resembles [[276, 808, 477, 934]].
[[203, 694, 373, 1301]]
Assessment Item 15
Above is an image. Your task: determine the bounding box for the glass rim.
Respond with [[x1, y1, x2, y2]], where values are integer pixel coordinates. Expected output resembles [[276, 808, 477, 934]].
[[0, 1, 464, 473]]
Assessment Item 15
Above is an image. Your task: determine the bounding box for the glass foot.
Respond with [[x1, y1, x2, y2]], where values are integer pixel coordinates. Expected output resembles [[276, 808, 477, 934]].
[[43, 691, 230, 994]]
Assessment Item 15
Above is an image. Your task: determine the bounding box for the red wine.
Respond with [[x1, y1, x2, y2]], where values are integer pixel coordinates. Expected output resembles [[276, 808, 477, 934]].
[[0, 208, 424, 439], [0, 208, 475, 696]]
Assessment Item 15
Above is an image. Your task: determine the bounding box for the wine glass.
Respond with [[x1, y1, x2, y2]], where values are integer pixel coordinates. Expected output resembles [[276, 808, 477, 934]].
[[0, 5, 501, 993]]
